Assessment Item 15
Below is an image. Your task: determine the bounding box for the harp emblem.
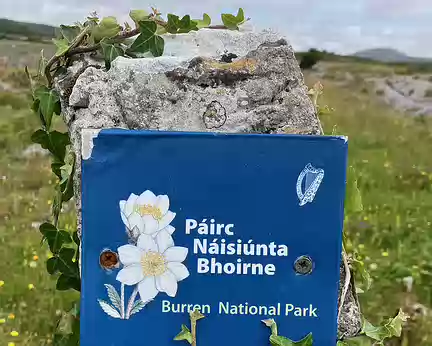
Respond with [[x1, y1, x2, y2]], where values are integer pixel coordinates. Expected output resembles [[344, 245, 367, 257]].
[[296, 163, 324, 206]]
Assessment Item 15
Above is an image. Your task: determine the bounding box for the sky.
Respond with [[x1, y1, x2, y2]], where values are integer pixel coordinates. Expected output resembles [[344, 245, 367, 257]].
[[1, 0, 431, 57]]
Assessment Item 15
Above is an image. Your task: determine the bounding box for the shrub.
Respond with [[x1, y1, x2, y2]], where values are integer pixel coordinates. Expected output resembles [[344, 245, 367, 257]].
[[299, 48, 324, 70]]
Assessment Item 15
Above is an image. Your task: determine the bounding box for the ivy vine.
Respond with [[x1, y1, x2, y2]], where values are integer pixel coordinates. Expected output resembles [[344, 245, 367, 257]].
[[25, 7, 249, 344], [25, 7, 408, 346]]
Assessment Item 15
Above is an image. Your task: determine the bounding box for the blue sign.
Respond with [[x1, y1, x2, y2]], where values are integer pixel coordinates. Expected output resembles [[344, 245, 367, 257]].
[[80, 129, 348, 346]]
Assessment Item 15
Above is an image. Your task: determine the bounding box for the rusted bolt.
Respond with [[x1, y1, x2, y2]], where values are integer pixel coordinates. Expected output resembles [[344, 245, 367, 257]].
[[294, 255, 313, 275], [100, 249, 119, 270]]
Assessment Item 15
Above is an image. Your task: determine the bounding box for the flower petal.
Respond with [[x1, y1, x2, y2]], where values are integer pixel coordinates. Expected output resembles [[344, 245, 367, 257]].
[[158, 211, 176, 230], [156, 230, 174, 253], [116, 264, 144, 286], [155, 195, 169, 214], [165, 225, 175, 235], [138, 276, 159, 302], [118, 244, 141, 266], [164, 246, 188, 263], [156, 271, 178, 297], [167, 262, 190, 282], [137, 190, 157, 206], [142, 215, 159, 234], [137, 234, 158, 253], [128, 213, 145, 233], [120, 211, 129, 227], [125, 193, 138, 216]]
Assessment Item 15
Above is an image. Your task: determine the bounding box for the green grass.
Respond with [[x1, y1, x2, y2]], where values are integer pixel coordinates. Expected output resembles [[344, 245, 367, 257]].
[[0, 40, 55, 68], [1, 57, 432, 345], [0, 99, 77, 345], [306, 72, 432, 343]]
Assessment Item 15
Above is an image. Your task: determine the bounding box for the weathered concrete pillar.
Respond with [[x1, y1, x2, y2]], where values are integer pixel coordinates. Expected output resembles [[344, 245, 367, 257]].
[[54, 27, 361, 338]]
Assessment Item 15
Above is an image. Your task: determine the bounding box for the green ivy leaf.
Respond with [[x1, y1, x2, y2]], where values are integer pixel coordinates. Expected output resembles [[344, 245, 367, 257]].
[[47, 256, 60, 274], [345, 166, 363, 215], [128, 21, 164, 57], [92, 16, 121, 43], [53, 38, 70, 57], [51, 158, 64, 179], [57, 274, 81, 291], [34, 86, 61, 130], [52, 303, 80, 346], [129, 10, 149, 26], [72, 231, 80, 246], [221, 8, 245, 30], [166, 14, 198, 34], [60, 25, 81, 43], [39, 223, 72, 254], [52, 185, 63, 223], [337, 336, 372, 346], [352, 257, 372, 291], [60, 147, 74, 185], [189, 309, 205, 321], [49, 247, 79, 278], [60, 147, 75, 202], [156, 24, 167, 35], [270, 333, 313, 346], [100, 41, 124, 69], [31, 130, 70, 161], [166, 14, 180, 34], [262, 319, 278, 336], [362, 309, 409, 342], [53, 332, 79, 346], [174, 324, 193, 344], [31, 100, 46, 126], [193, 13, 211, 29]]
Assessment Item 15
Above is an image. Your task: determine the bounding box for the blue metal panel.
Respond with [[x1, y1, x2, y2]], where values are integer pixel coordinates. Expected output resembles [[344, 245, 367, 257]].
[[80, 129, 348, 346]]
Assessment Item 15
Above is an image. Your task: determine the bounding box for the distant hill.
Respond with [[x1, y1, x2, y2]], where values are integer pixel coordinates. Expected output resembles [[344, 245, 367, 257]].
[[354, 48, 432, 63], [0, 18, 56, 41]]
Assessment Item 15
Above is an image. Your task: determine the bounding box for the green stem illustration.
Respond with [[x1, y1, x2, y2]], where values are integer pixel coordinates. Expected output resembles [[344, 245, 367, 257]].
[[121, 283, 125, 319], [191, 318, 197, 346], [174, 309, 205, 345], [126, 286, 139, 319]]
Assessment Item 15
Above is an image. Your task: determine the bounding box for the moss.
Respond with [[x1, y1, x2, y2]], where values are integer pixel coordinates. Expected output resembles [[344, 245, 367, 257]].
[[207, 58, 257, 73]]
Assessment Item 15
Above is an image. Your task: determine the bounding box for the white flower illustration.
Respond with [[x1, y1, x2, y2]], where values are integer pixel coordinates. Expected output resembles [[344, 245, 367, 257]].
[[116, 231, 189, 302], [120, 190, 176, 237]]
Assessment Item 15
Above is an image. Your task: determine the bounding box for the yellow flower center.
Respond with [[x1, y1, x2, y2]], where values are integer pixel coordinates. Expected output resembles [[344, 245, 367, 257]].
[[141, 251, 166, 276], [135, 204, 163, 220]]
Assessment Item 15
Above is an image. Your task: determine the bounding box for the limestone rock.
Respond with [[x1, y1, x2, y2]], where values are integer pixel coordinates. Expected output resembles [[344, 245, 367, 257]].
[[54, 27, 360, 338]]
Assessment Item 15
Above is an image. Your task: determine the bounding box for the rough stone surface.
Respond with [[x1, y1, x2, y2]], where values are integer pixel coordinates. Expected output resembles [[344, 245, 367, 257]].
[[54, 28, 360, 338]]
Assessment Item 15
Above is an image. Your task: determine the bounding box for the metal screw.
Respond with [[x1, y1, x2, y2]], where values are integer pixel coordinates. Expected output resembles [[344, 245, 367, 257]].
[[294, 255, 313, 275]]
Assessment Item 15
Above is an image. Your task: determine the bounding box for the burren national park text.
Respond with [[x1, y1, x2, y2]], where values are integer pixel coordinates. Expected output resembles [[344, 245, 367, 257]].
[[161, 301, 319, 317]]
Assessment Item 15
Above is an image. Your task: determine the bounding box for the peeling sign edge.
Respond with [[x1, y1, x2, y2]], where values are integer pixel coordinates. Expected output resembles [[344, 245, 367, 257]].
[[82, 129, 101, 160], [337, 135, 348, 143]]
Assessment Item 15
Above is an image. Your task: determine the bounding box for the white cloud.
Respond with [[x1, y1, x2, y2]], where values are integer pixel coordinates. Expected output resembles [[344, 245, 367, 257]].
[[1, 0, 431, 58], [364, 0, 432, 16]]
